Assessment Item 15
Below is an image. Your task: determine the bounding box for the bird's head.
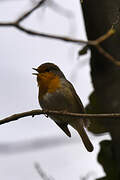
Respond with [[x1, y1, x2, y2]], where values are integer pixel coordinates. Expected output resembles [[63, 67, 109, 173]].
[[32, 62, 65, 78]]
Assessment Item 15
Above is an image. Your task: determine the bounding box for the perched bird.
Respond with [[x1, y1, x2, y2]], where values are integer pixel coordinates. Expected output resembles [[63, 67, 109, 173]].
[[33, 62, 93, 152]]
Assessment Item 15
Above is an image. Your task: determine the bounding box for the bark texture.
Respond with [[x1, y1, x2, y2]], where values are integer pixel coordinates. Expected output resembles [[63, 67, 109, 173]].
[[81, 0, 120, 179]]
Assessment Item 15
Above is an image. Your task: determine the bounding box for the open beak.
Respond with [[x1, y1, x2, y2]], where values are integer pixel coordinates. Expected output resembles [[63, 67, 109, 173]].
[[32, 68, 39, 75]]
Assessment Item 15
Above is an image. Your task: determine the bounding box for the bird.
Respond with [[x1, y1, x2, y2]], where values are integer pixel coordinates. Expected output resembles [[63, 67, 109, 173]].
[[33, 62, 94, 152]]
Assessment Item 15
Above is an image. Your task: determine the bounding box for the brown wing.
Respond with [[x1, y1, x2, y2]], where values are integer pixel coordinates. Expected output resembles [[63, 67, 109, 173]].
[[54, 121, 71, 137], [65, 80, 93, 151], [67, 80, 85, 111], [66, 80, 89, 127]]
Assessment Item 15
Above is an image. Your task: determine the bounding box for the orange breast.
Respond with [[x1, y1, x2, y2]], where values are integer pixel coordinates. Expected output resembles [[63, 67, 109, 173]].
[[37, 72, 61, 98]]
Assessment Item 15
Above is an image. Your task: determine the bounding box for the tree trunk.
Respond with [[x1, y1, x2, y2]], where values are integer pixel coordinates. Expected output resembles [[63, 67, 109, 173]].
[[81, 0, 120, 179]]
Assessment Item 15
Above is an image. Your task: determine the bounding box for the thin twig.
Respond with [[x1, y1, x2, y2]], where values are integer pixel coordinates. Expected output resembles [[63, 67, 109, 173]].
[[34, 162, 54, 180], [0, 22, 14, 26], [95, 28, 115, 44], [1, 109, 120, 126], [0, 22, 117, 47], [0, 22, 115, 46], [15, 24, 90, 44], [16, 0, 46, 24], [96, 44, 120, 66]]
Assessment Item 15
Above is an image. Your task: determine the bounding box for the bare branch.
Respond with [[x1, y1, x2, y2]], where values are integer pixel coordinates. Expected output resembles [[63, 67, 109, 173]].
[[15, 24, 89, 44], [0, 22, 14, 26], [34, 162, 55, 180], [1, 109, 120, 126], [96, 44, 120, 66], [0, 1, 120, 67], [16, 0, 46, 24], [95, 28, 115, 44], [0, 22, 116, 47]]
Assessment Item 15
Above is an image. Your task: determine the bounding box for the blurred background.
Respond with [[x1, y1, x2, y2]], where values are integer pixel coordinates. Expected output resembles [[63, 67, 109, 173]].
[[0, 0, 110, 179]]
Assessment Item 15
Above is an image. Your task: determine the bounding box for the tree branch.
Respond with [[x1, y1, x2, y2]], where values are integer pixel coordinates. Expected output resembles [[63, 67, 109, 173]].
[[95, 28, 115, 44], [16, 0, 46, 24], [96, 44, 120, 66], [15, 24, 89, 44], [0, 1, 120, 67], [1, 109, 120, 126], [34, 162, 54, 180]]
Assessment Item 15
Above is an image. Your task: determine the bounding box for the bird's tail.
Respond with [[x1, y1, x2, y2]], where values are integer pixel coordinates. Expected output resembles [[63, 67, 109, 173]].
[[70, 121, 94, 152]]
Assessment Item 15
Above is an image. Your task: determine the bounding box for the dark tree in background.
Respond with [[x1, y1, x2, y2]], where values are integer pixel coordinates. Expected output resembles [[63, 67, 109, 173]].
[[82, 0, 120, 179]]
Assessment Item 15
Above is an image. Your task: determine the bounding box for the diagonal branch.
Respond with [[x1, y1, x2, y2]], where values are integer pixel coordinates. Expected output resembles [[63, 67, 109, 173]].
[[1, 109, 120, 126], [34, 163, 54, 180], [16, 0, 46, 24], [95, 28, 115, 44], [96, 44, 120, 66], [0, 21, 117, 47], [15, 24, 89, 44]]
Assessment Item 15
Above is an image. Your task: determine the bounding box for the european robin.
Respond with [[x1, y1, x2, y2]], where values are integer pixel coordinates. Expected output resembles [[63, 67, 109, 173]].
[[33, 62, 93, 152]]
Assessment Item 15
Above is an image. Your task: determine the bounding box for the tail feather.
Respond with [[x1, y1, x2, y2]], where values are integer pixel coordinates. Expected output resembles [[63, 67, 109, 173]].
[[77, 126, 94, 152], [70, 121, 94, 152]]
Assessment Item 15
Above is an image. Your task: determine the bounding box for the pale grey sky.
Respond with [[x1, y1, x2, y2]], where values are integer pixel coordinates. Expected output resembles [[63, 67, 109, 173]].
[[0, 0, 110, 179]]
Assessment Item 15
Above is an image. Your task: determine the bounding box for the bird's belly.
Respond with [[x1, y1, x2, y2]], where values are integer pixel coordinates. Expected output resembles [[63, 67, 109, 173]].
[[40, 91, 74, 110], [39, 91, 77, 123]]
